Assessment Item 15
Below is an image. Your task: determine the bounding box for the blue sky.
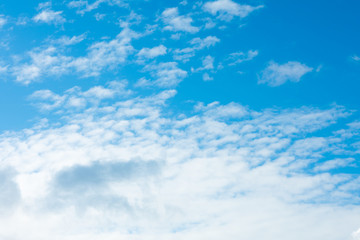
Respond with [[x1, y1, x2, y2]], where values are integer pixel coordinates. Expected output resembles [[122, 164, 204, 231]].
[[0, 0, 360, 239]]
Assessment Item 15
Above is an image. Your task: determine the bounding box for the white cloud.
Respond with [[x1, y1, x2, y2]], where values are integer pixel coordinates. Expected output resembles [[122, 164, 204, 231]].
[[161, 7, 199, 33], [33, 9, 66, 25], [201, 55, 214, 70], [173, 36, 220, 61], [193, 55, 214, 72], [12, 27, 137, 84], [353, 228, 360, 240], [52, 34, 87, 46], [314, 158, 355, 171], [0, 15, 7, 28], [258, 61, 313, 87], [227, 50, 258, 65], [94, 12, 106, 21], [137, 45, 167, 60], [195, 101, 248, 118], [0, 84, 358, 239], [69, 28, 137, 77], [138, 62, 188, 88], [352, 55, 360, 61], [203, 0, 264, 21], [29, 80, 131, 111], [0, 64, 8, 74], [68, 0, 126, 15], [202, 72, 213, 81], [190, 36, 220, 49]]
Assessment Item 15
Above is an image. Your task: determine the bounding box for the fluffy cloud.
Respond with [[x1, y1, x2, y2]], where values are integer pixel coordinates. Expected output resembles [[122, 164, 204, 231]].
[[0, 83, 358, 239], [203, 0, 264, 21], [161, 7, 199, 33], [258, 61, 313, 87]]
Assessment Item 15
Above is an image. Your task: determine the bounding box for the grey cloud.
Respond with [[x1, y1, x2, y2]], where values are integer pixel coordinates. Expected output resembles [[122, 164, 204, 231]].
[[55, 160, 161, 191], [0, 168, 21, 214]]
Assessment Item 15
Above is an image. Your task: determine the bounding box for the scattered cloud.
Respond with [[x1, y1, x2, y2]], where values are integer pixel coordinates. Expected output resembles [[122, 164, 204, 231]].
[[258, 61, 313, 87], [203, 0, 264, 21], [161, 7, 199, 33]]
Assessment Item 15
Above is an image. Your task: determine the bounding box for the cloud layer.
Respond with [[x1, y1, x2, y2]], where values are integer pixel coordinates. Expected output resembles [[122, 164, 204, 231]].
[[0, 82, 359, 239]]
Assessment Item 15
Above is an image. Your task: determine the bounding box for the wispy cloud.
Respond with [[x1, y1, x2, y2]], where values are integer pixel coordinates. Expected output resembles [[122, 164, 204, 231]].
[[258, 61, 313, 87]]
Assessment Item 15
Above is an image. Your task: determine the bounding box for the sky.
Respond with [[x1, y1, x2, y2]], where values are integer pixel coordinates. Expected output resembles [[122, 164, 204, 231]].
[[0, 0, 360, 239]]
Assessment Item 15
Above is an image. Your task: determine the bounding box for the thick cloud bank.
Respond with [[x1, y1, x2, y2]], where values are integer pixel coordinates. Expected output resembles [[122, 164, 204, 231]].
[[0, 82, 359, 240]]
